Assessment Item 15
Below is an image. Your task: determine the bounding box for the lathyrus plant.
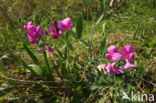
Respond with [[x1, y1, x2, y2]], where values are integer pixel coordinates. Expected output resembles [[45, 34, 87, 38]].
[[0, 14, 92, 102]]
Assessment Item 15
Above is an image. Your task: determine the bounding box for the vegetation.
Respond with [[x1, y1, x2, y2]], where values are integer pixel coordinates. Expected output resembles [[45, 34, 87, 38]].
[[0, 0, 155, 102]]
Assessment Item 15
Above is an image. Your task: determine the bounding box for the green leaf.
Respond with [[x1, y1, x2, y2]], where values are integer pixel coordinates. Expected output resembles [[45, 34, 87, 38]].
[[0, 88, 13, 100], [67, 41, 73, 51], [43, 51, 53, 80], [100, 0, 105, 13], [59, 64, 68, 79], [55, 48, 65, 60], [23, 44, 42, 67], [2, 53, 37, 75], [29, 64, 44, 77], [76, 13, 83, 39], [90, 84, 98, 90], [100, 22, 107, 57]]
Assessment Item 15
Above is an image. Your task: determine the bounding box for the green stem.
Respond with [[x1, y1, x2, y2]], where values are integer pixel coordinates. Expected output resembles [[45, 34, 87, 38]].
[[154, 0, 156, 8]]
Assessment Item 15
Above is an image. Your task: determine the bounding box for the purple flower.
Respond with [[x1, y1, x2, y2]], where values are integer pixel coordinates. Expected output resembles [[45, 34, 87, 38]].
[[49, 25, 60, 40], [24, 21, 46, 46], [124, 59, 136, 69], [106, 64, 124, 74], [46, 46, 54, 52], [58, 18, 73, 31], [27, 33, 38, 46], [121, 45, 134, 60], [105, 45, 122, 62]]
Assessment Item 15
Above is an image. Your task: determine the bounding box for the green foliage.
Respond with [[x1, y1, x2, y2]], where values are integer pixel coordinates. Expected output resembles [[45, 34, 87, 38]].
[[0, 59, 11, 78], [100, 22, 107, 57], [0, 0, 155, 102], [28, 64, 45, 77], [0, 87, 14, 100], [76, 13, 83, 39], [23, 44, 42, 67]]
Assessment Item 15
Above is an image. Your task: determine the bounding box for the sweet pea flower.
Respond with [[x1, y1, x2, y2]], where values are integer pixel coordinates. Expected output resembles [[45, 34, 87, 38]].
[[105, 45, 122, 62], [121, 45, 134, 60], [27, 33, 38, 46], [46, 46, 54, 52], [24, 22, 46, 37], [49, 25, 60, 39], [124, 59, 136, 69], [58, 18, 73, 31], [24, 21, 46, 46], [106, 64, 124, 74], [97, 64, 107, 73]]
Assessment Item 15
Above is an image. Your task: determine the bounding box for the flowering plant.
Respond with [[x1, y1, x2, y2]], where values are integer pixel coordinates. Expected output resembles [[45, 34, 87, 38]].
[[98, 45, 136, 74]]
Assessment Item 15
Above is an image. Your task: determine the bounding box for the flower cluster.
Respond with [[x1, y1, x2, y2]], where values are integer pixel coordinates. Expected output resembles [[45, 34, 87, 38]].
[[24, 21, 46, 46], [24, 18, 73, 52], [48, 18, 73, 40], [98, 45, 136, 74]]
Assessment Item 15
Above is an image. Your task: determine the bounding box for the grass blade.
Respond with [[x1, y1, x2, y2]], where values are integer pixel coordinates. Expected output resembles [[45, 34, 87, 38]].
[[43, 50, 53, 80]]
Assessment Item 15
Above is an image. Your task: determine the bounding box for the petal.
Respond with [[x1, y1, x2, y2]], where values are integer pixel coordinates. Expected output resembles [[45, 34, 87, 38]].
[[129, 53, 134, 60], [122, 45, 134, 54], [112, 53, 122, 62], [24, 25, 28, 31], [58, 30, 64, 36], [108, 45, 119, 55], [62, 18, 73, 30], [28, 36, 38, 46], [51, 33, 59, 40], [97, 64, 106, 72], [57, 21, 66, 31], [106, 64, 124, 74], [105, 54, 112, 60], [28, 21, 32, 26], [49, 25, 57, 34], [46, 46, 54, 52], [124, 59, 136, 69]]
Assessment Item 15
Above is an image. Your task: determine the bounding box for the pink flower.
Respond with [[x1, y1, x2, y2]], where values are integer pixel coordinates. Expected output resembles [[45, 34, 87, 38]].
[[106, 64, 124, 74], [49, 25, 63, 40], [97, 64, 107, 73], [27, 34, 38, 46], [57, 18, 73, 31], [46, 46, 54, 52], [105, 45, 121, 62], [124, 59, 136, 69], [24, 22, 45, 37], [121, 45, 134, 60], [24, 21, 46, 46]]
